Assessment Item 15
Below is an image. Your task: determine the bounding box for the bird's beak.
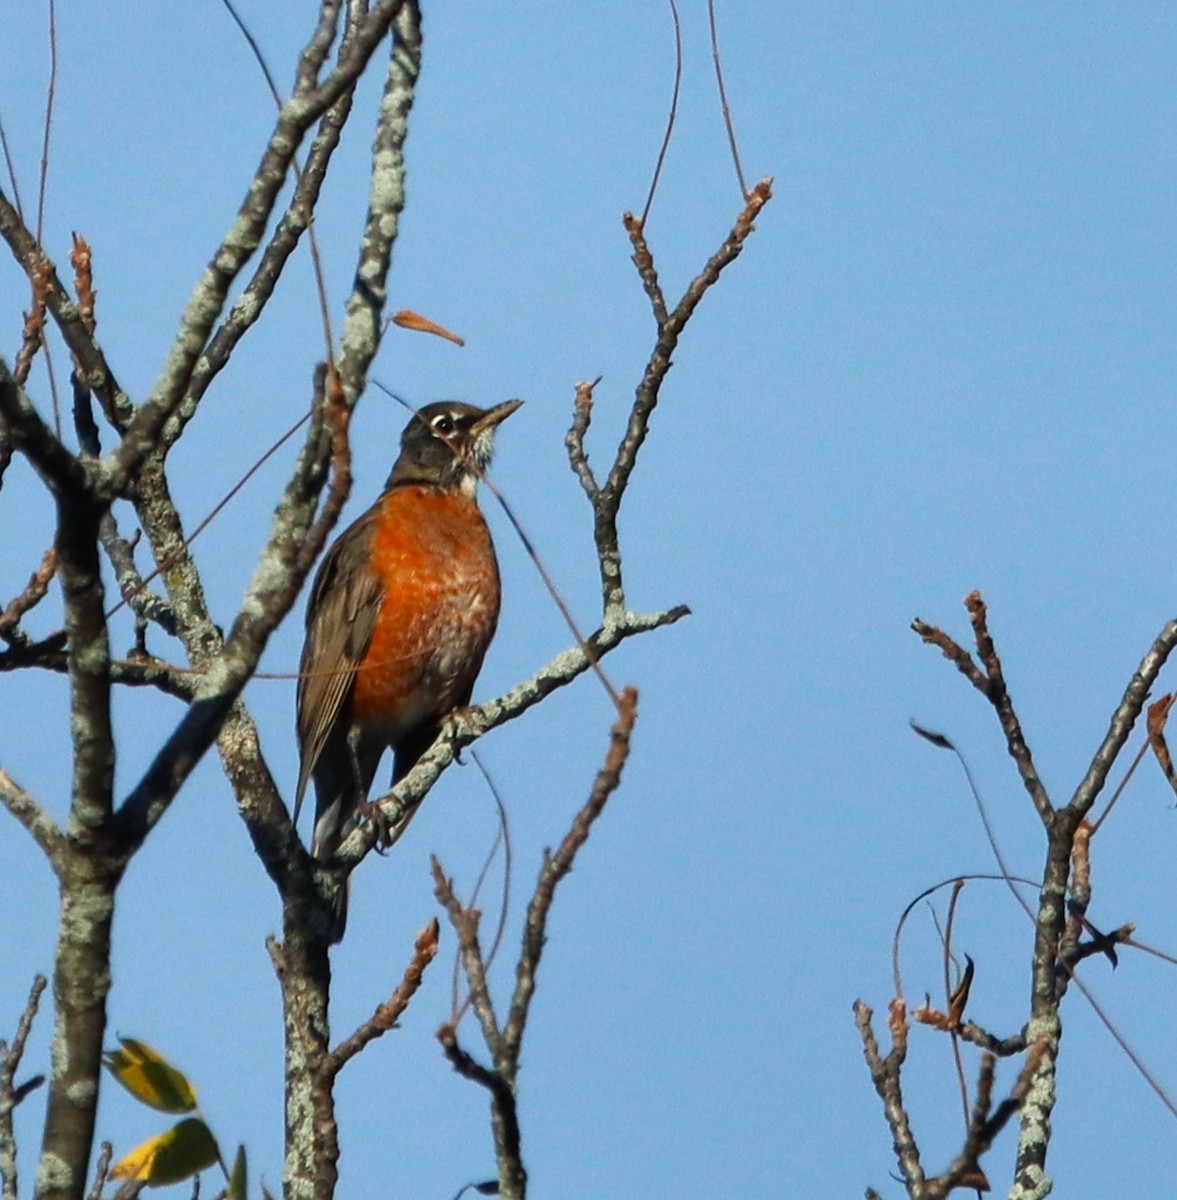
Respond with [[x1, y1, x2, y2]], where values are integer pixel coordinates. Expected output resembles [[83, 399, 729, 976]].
[[472, 398, 524, 435]]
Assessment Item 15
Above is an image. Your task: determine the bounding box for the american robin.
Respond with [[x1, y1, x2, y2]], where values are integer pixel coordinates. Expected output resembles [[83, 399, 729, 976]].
[[294, 398, 522, 942]]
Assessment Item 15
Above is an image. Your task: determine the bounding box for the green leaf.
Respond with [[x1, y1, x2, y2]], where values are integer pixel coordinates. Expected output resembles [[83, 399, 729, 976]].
[[103, 1037, 198, 1113], [228, 1144, 248, 1200], [110, 1117, 220, 1187]]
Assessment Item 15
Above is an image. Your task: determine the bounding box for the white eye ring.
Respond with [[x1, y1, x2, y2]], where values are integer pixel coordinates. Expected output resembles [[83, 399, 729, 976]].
[[431, 413, 456, 436]]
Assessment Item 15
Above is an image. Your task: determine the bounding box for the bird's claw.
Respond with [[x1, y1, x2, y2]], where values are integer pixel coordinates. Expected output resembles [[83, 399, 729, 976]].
[[357, 798, 394, 855]]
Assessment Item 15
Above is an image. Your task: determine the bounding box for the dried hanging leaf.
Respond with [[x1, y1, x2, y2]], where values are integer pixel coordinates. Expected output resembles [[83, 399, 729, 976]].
[[1148, 694, 1177, 797], [909, 721, 954, 751], [390, 309, 465, 346], [110, 1117, 220, 1186], [103, 1037, 198, 1113], [947, 955, 974, 1028]]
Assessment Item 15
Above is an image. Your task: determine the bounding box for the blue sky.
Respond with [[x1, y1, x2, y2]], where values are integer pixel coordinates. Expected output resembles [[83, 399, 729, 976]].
[[3, 4, 1177, 1197]]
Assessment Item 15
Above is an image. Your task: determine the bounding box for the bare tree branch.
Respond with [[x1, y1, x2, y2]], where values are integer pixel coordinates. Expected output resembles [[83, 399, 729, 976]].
[[564, 377, 601, 501], [437, 1024, 525, 1200], [338, 611, 682, 870], [922, 1039, 1047, 1200], [1067, 617, 1177, 821], [915, 593, 1053, 826], [333, 0, 419, 409], [0, 976, 48, 1200], [0, 545, 56, 642], [433, 691, 639, 1199], [113, 363, 345, 855], [106, 0, 410, 493], [0, 193, 132, 432], [0, 355, 90, 494], [0, 765, 64, 862], [502, 688, 638, 1065], [432, 863, 501, 1058], [590, 180, 771, 615], [902, 597, 1177, 1195], [326, 918, 439, 1075], [855, 1000, 926, 1197]]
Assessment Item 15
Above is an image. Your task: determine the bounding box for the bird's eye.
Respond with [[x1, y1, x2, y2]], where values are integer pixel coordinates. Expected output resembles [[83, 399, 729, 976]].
[[431, 414, 456, 436]]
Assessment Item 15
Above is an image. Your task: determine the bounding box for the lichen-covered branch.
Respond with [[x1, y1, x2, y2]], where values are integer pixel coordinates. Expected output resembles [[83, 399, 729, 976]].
[[855, 1000, 926, 1197], [106, 0, 410, 493], [113, 365, 344, 856], [338, 609, 683, 869], [333, 0, 419, 408], [0, 765, 64, 862]]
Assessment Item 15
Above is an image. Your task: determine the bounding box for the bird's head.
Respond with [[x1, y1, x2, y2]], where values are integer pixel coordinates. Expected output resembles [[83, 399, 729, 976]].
[[387, 399, 523, 494]]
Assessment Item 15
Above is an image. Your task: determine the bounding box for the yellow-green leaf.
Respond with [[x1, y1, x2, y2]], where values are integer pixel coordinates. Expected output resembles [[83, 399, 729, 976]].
[[228, 1143, 247, 1200], [103, 1037, 197, 1113], [110, 1117, 220, 1187]]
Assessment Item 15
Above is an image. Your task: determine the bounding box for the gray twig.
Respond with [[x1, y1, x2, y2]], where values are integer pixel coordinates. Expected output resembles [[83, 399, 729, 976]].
[[0, 976, 48, 1200]]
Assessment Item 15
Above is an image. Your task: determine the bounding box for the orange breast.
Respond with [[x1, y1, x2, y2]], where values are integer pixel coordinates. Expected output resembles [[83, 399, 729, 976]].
[[350, 485, 501, 732]]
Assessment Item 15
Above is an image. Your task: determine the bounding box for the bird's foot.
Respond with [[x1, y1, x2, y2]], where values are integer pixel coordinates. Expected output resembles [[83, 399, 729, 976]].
[[357, 798, 394, 855], [445, 704, 480, 764]]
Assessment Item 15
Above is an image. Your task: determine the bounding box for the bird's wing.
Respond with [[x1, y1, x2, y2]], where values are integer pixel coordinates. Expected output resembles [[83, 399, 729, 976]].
[[293, 507, 385, 824]]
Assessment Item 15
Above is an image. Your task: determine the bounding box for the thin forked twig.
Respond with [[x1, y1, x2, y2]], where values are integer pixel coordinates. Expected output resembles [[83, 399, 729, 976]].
[[607, 180, 771, 613], [431, 692, 639, 1200], [913, 592, 1054, 826], [432, 859, 501, 1058], [854, 999, 926, 1195]]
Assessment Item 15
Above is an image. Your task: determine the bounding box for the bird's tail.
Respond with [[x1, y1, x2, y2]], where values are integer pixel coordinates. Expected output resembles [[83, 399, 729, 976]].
[[327, 880, 349, 945], [310, 813, 351, 945]]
